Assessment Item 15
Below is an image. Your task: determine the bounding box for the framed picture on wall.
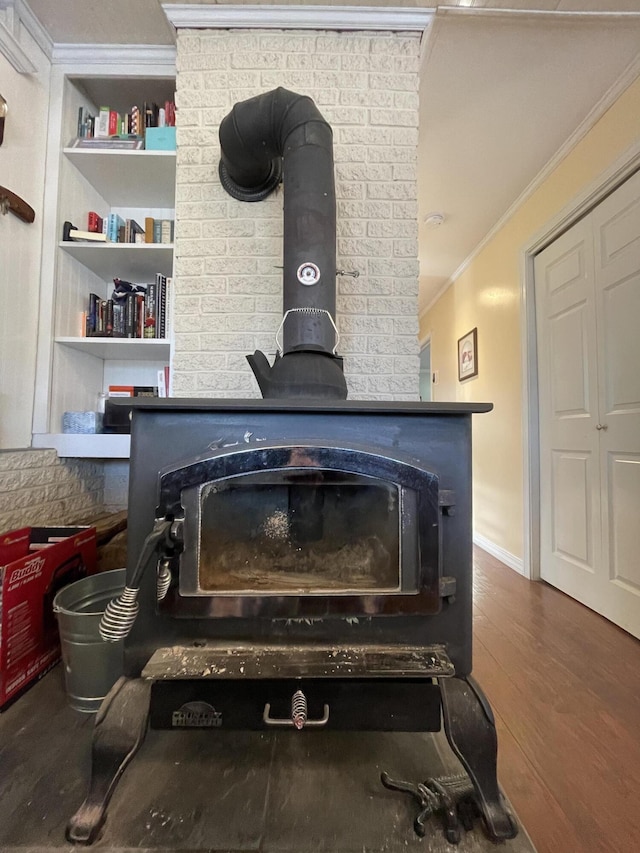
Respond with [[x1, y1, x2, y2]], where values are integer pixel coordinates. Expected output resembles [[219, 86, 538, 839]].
[[458, 327, 478, 381]]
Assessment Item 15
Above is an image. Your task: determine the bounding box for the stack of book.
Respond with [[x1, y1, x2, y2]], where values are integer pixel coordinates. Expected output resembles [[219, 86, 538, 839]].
[[62, 214, 173, 244], [73, 99, 175, 146], [83, 275, 172, 339]]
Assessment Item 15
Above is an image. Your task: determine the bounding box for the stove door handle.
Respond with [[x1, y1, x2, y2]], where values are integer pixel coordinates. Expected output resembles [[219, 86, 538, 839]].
[[263, 702, 330, 729]]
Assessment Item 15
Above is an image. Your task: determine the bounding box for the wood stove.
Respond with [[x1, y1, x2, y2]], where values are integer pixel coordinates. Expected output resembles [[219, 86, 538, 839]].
[[67, 399, 517, 846]]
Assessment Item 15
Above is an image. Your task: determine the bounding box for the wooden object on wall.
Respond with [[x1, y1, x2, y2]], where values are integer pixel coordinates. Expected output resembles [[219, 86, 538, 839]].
[[0, 185, 35, 223], [0, 93, 6, 145]]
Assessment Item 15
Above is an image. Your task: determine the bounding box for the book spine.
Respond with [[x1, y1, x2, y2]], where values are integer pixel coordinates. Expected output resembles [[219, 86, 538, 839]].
[[135, 293, 145, 338], [96, 107, 110, 139], [144, 282, 157, 339], [125, 293, 136, 338], [105, 299, 114, 335], [157, 274, 167, 339], [157, 368, 167, 398], [87, 211, 102, 233], [153, 220, 162, 243], [131, 105, 141, 137], [160, 219, 172, 244], [165, 276, 173, 340], [113, 302, 125, 336], [86, 293, 99, 335], [145, 217, 154, 243], [108, 110, 119, 137]]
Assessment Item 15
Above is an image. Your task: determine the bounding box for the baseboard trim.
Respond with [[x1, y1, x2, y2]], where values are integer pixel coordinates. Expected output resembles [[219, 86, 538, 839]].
[[473, 533, 526, 577]]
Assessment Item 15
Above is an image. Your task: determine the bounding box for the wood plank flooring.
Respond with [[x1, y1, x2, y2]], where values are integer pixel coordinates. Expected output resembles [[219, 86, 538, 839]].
[[473, 547, 640, 853]]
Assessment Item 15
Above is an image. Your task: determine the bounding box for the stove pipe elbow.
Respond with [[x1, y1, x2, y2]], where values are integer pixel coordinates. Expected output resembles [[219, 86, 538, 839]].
[[219, 88, 346, 399]]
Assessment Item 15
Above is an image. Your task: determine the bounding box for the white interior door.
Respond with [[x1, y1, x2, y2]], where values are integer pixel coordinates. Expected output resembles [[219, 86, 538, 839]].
[[534, 169, 640, 639]]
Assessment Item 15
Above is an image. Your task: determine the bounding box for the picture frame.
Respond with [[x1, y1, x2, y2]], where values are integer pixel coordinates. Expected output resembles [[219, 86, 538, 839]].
[[458, 327, 478, 382]]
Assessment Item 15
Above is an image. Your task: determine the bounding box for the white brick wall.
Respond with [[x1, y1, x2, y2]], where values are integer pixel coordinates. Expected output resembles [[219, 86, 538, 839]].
[[0, 450, 104, 533], [173, 29, 420, 401]]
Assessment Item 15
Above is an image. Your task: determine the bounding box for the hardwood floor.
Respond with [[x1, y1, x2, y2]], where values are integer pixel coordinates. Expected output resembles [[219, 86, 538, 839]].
[[472, 547, 640, 853]]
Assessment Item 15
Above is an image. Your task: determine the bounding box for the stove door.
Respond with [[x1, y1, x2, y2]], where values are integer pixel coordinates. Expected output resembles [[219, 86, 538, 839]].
[[158, 442, 441, 618]]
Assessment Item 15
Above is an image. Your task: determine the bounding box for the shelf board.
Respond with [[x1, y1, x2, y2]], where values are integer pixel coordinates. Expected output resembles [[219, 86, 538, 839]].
[[32, 433, 131, 459], [63, 148, 176, 207], [55, 337, 170, 361], [59, 241, 173, 280]]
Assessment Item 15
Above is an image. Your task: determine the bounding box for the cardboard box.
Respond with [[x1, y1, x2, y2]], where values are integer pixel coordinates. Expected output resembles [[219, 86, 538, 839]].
[[145, 126, 176, 151], [0, 526, 97, 709]]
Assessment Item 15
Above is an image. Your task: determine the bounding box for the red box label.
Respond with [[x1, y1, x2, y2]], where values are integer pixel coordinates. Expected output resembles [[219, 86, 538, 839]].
[[0, 526, 97, 709]]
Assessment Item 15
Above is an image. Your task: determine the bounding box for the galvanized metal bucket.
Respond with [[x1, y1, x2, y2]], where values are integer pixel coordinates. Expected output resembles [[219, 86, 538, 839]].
[[53, 568, 126, 713]]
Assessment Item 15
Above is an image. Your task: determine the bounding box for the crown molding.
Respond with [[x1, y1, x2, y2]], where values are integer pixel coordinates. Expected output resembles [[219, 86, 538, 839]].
[[438, 5, 640, 23], [163, 4, 433, 32], [51, 43, 176, 66], [0, 1, 37, 72]]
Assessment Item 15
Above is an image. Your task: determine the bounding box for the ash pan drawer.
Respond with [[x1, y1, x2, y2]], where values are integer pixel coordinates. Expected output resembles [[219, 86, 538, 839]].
[[150, 678, 442, 732]]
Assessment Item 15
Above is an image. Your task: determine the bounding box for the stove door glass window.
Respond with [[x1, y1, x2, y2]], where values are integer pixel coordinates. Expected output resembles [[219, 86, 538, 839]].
[[196, 471, 400, 595]]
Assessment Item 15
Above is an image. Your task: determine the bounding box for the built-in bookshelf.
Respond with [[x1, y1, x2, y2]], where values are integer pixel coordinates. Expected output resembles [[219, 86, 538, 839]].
[[32, 68, 176, 459]]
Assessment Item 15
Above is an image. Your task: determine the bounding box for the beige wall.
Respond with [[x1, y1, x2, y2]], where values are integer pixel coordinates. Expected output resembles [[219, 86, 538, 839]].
[[0, 29, 50, 449], [420, 75, 640, 563]]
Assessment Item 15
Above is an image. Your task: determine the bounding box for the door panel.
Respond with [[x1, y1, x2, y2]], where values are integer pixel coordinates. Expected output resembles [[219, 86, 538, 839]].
[[536, 168, 640, 639], [607, 454, 640, 591], [601, 274, 640, 414], [551, 451, 594, 570], [549, 304, 591, 417]]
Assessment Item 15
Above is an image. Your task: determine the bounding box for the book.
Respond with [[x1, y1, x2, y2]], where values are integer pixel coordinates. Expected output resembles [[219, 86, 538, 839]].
[[85, 293, 100, 336], [155, 273, 167, 338], [62, 221, 107, 242], [153, 220, 162, 243], [144, 217, 155, 243], [68, 136, 144, 150], [157, 368, 167, 398], [160, 219, 173, 244], [144, 281, 157, 338], [127, 218, 144, 243], [108, 110, 119, 137], [69, 229, 106, 243], [107, 213, 125, 243], [96, 107, 110, 139], [87, 211, 103, 233], [108, 385, 158, 397], [124, 292, 136, 338]]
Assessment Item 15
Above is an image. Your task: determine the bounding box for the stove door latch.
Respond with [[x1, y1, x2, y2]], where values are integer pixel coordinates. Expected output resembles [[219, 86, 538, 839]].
[[439, 489, 456, 517], [439, 576, 457, 603]]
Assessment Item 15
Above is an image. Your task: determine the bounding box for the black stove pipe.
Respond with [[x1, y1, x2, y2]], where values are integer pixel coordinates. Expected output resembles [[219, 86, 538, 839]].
[[218, 87, 347, 399]]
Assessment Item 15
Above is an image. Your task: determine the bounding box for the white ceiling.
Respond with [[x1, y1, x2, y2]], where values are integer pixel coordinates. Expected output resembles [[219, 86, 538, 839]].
[[18, 1, 640, 312]]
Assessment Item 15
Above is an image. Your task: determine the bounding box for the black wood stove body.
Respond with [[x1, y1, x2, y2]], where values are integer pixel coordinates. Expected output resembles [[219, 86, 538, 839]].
[[67, 398, 517, 846]]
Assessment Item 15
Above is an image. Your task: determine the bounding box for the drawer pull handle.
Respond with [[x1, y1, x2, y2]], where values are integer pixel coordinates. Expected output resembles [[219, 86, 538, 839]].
[[263, 690, 329, 729]]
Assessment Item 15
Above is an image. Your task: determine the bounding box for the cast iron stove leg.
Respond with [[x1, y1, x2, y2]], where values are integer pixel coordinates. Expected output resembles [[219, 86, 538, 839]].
[[439, 675, 518, 842], [66, 676, 151, 845]]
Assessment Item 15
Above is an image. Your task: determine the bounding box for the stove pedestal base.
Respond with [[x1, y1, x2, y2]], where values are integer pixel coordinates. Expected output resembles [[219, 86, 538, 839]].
[[380, 676, 517, 845], [440, 675, 517, 841], [66, 677, 150, 845]]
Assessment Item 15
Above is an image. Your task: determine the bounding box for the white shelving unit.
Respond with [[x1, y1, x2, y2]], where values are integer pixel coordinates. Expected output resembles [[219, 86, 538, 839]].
[[32, 66, 176, 459]]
